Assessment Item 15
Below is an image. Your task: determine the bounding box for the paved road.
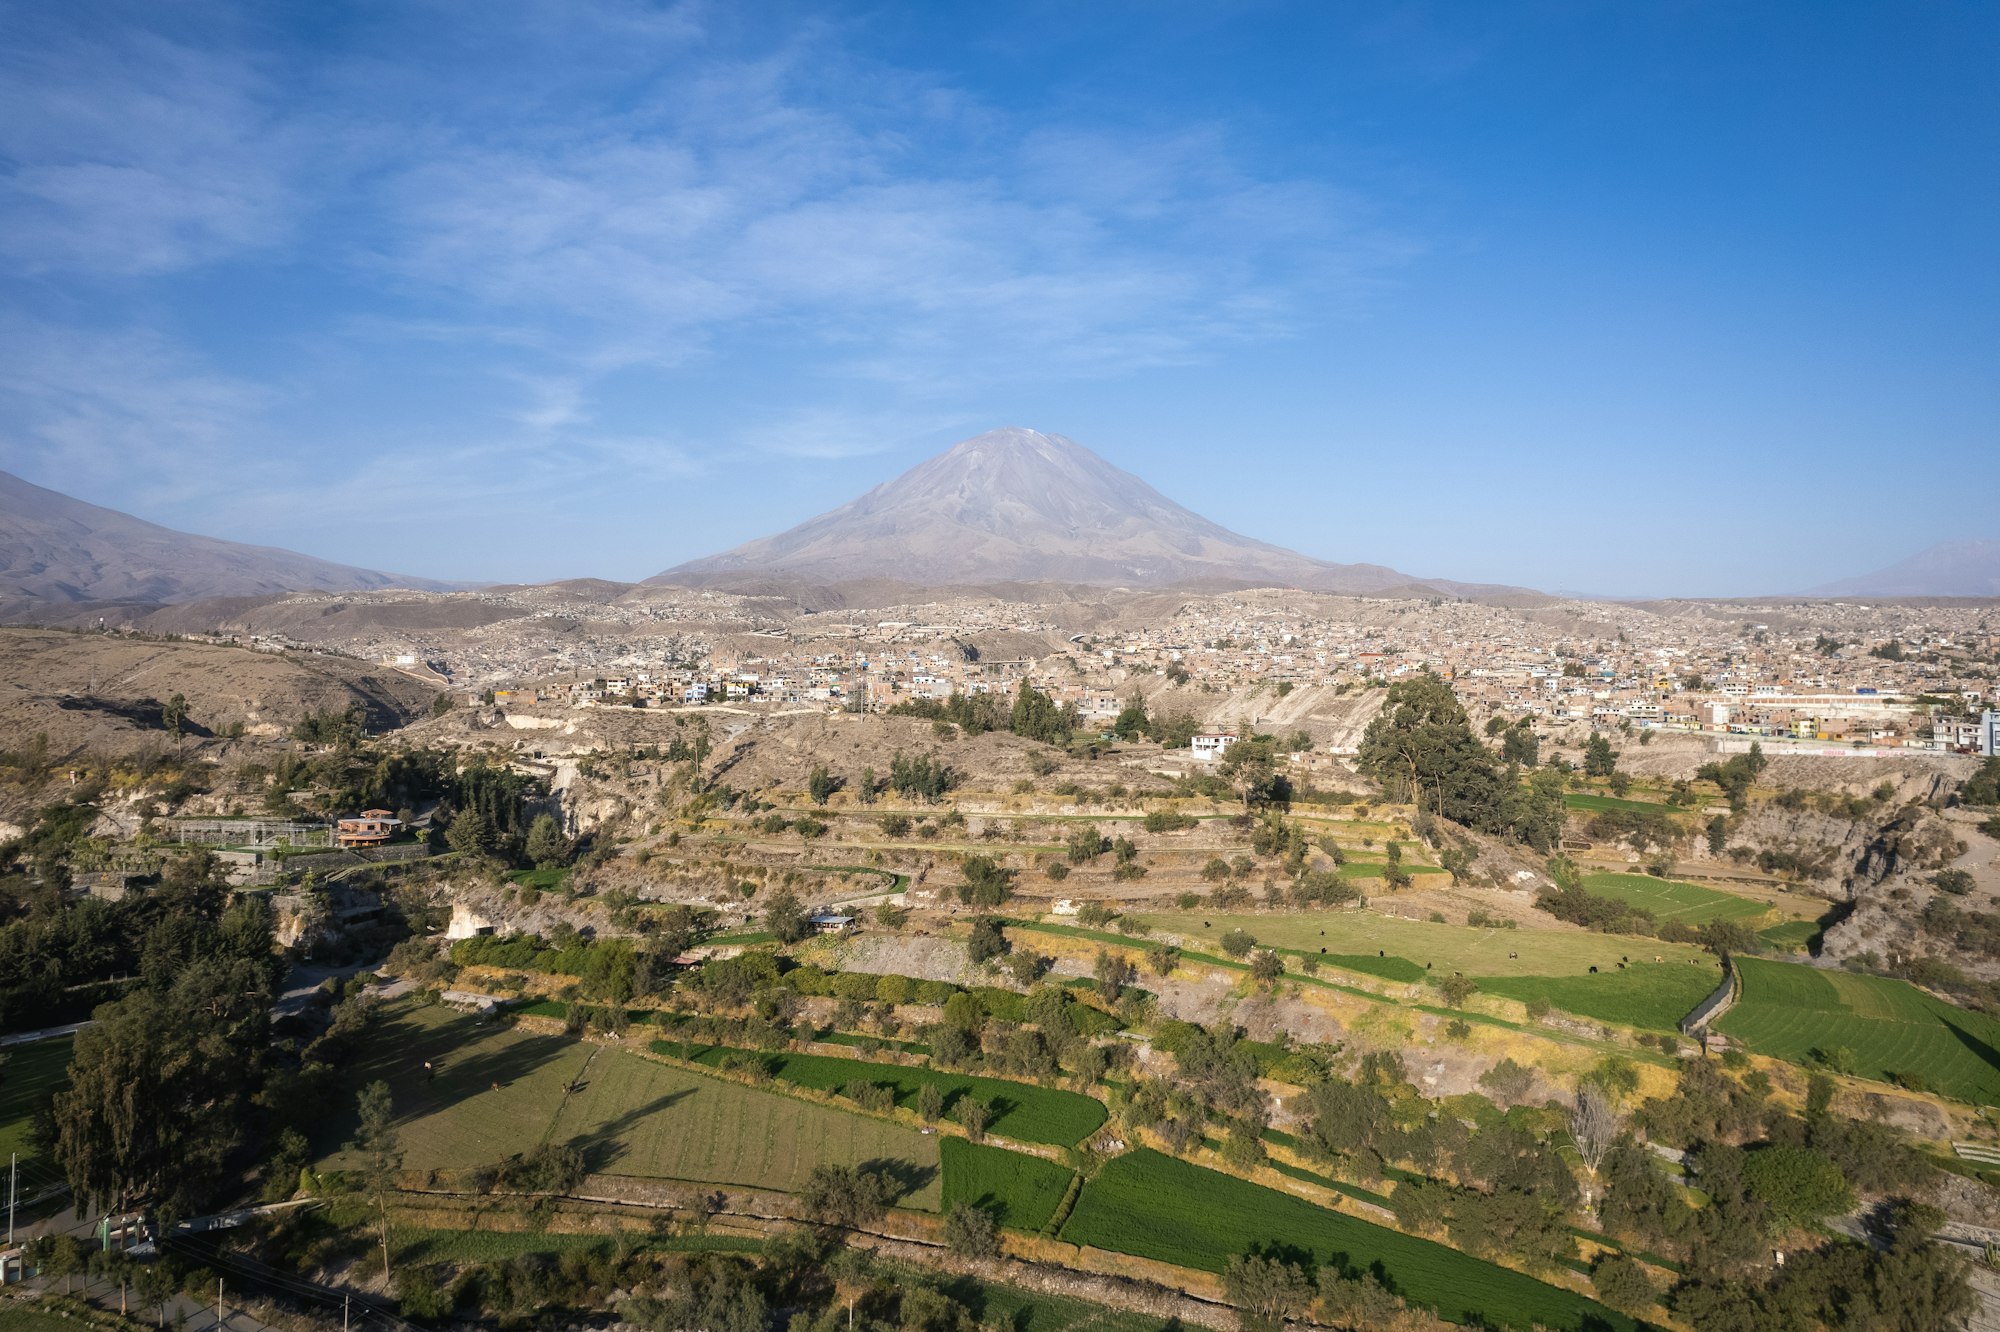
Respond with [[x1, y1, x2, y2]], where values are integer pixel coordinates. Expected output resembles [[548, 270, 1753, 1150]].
[[0, 1022, 89, 1048]]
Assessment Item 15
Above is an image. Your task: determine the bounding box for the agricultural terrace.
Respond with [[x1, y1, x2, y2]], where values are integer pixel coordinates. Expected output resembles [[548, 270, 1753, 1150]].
[[1577, 873, 1776, 925], [1061, 1150, 1635, 1332], [1130, 907, 1707, 978], [940, 1138, 1075, 1232], [0, 1035, 72, 1166], [1563, 793, 1685, 815], [1718, 959, 2000, 1104], [684, 1046, 1106, 1147], [1476, 964, 1719, 1033], [323, 1003, 941, 1206], [1757, 919, 1824, 954]]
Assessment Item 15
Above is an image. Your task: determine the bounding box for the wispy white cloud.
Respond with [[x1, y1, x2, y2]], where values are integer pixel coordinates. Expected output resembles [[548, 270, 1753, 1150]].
[[0, 317, 275, 496], [0, 8, 302, 274], [0, 0, 1416, 568]]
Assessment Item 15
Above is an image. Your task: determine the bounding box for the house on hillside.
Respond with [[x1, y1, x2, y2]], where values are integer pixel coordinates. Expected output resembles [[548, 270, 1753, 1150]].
[[334, 809, 400, 848], [1191, 732, 1240, 761]]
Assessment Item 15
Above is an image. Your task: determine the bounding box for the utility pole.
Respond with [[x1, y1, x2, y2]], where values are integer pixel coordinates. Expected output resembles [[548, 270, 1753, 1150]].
[[7, 1152, 14, 1245], [217, 1277, 223, 1331]]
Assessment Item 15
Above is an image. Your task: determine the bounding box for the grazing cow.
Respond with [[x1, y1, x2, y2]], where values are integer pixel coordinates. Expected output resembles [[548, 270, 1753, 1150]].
[[491, 1081, 501, 1092], [1617, 962, 1627, 969], [1589, 965, 1599, 974], [1508, 951, 1518, 960]]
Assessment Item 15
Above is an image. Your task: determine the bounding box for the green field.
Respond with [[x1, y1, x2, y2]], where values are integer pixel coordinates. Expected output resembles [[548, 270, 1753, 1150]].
[[0, 1036, 72, 1165], [965, 1280, 1185, 1332], [1316, 952, 1427, 982], [1718, 958, 2000, 1104], [1579, 873, 1772, 925], [940, 1138, 1075, 1231], [1061, 1150, 1634, 1332], [1757, 919, 1823, 953], [1132, 908, 1703, 978], [683, 1046, 1106, 1147], [323, 1004, 940, 1205], [1476, 963, 1721, 1032]]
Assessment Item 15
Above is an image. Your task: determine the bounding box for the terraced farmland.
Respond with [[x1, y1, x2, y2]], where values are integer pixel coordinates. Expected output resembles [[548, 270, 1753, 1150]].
[[1132, 908, 1703, 978], [551, 1048, 941, 1206], [1718, 958, 2000, 1104], [682, 1046, 1106, 1146], [322, 1003, 941, 1205], [1061, 1150, 1635, 1332], [1578, 873, 1772, 924], [1477, 962, 1721, 1032], [940, 1138, 1075, 1231]]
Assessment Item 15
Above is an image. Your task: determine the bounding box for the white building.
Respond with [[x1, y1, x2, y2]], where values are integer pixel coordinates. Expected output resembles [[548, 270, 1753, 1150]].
[[1192, 732, 1240, 761]]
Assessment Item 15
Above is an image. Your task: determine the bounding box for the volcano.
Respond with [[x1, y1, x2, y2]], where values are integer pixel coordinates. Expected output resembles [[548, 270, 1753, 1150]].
[[656, 427, 1508, 596]]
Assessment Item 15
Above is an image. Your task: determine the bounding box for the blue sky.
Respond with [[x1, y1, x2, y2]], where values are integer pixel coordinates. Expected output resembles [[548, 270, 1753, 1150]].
[[1, 1, 1994, 595]]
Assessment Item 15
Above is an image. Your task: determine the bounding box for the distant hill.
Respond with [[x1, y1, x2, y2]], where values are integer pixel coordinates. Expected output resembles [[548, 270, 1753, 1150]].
[[0, 469, 454, 611], [1810, 539, 2000, 598], [657, 427, 1522, 597]]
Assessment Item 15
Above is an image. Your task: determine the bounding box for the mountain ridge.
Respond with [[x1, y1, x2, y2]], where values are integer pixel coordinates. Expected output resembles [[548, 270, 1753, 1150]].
[[657, 427, 1523, 597], [0, 468, 457, 610], [1809, 538, 2000, 598]]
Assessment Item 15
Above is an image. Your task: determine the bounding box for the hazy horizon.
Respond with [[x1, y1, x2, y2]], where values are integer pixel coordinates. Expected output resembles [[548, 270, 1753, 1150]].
[[2, 3, 1995, 594]]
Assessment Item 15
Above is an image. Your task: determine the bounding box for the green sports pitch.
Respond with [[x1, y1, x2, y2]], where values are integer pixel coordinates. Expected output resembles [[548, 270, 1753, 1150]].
[[1718, 957, 2000, 1104]]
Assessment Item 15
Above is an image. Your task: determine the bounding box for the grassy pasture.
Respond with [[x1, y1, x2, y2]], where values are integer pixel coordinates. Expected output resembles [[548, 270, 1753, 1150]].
[[551, 1048, 941, 1207], [1061, 1150, 1634, 1332], [1757, 920, 1823, 953], [321, 1004, 941, 1204], [1133, 908, 1703, 978], [683, 1046, 1106, 1147], [1718, 958, 2000, 1104], [0, 1035, 72, 1165], [1476, 963, 1720, 1032], [940, 1137, 1075, 1231], [966, 1282, 1182, 1332], [1578, 873, 1771, 925], [1317, 953, 1426, 983]]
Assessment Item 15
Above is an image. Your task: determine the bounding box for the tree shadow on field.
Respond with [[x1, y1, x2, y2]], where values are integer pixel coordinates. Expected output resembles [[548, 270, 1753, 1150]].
[[859, 1155, 936, 1203], [316, 1010, 588, 1155], [1939, 1017, 2000, 1093], [1245, 1239, 1317, 1276], [580, 1089, 694, 1146]]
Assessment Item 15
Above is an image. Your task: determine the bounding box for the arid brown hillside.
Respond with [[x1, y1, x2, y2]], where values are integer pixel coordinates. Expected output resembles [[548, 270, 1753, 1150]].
[[0, 627, 439, 758]]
